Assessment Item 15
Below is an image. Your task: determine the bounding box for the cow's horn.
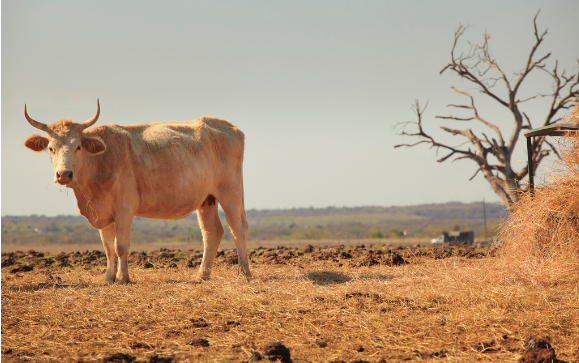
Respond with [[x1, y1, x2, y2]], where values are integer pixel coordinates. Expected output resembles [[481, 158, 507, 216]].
[[79, 98, 100, 130], [24, 104, 51, 133]]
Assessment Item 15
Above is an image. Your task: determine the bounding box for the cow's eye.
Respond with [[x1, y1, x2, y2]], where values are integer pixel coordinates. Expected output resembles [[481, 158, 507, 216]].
[[48, 147, 54, 153], [76, 145, 81, 151]]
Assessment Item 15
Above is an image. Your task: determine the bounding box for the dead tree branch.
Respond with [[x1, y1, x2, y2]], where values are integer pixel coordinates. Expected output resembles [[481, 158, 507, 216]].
[[395, 12, 579, 205]]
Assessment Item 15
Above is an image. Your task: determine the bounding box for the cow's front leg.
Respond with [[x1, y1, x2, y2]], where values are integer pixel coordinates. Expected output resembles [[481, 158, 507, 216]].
[[114, 215, 133, 284], [99, 223, 117, 284]]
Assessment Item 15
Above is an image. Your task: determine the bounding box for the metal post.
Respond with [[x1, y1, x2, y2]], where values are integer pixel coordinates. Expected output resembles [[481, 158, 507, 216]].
[[524, 123, 579, 197], [527, 137, 534, 196]]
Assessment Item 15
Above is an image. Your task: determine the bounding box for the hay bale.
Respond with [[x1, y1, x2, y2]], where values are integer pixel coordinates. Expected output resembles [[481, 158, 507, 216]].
[[497, 104, 579, 283]]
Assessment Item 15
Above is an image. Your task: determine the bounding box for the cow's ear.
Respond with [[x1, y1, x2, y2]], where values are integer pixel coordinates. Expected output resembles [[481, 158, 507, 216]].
[[24, 134, 49, 152], [82, 136, 106, 155]]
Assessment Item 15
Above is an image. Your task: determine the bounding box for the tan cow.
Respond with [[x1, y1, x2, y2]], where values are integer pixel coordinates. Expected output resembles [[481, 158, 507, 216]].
[[24, 99, 250, 283]]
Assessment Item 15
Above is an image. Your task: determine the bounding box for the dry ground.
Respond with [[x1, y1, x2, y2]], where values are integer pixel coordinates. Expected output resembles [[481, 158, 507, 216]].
[[2, 243, 578, 362]]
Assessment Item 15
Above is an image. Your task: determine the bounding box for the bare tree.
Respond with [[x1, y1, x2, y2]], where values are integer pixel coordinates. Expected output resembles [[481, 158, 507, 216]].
[[395, 12, 578, 205]]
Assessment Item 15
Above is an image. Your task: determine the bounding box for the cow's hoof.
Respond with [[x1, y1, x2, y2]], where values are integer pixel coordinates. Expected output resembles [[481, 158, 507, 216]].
[[239, 267, 252, 281], [102, 278, 115, 285]]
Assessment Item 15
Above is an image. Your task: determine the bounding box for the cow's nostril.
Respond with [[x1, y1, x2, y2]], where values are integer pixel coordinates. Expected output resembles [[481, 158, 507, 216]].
[[56, 171, 73, 181]]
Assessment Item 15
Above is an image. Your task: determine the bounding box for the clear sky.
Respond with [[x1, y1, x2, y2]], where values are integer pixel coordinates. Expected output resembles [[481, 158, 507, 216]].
[[2, 0, 578, 216]]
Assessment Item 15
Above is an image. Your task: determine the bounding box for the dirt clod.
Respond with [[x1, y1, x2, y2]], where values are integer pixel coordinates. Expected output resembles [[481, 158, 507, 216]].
[[38, 258, 55, 267], [525, 338, 552, 350], [188, 338, 209, 347], [186, 259, 200, 268], [1, 257, 17, 267], [416, 348, 448, 359], [9, 264, 34, 273], [339, 251, 352, 259], [519, 348, 557, 363], [26, 250, 44, 258], [388, 252, 407, 266], [190, 318, 210, 328], [129, 342, 153, 349], [471, 340, 499, 352], [102, 352, 136, 362], [353, 345, 365, 352], [519, 338, 560, 363], [353, 255, 379, 267], [147, 354, 175, 363], [247, 351, 263, 362], [155, 252, 175, 261], [263, 342, 291, 363], [223, 252, 239, 265]]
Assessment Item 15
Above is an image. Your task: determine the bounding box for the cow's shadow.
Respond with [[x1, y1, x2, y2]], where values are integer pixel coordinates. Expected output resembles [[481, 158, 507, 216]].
[[304, 271, 352, 285], [304, 271, 398, 285]]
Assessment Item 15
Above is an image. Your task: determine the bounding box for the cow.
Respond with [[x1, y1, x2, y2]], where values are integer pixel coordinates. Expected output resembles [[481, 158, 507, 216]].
[[23, 99, 250, 284]]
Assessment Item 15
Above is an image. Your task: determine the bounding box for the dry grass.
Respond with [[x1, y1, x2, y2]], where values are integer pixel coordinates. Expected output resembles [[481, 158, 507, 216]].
[[2, 246, 579, 362], [497, 105, 579, 284]]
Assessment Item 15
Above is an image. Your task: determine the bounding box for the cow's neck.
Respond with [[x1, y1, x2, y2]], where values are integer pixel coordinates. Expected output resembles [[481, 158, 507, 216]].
[[71, 172, 100, 225]]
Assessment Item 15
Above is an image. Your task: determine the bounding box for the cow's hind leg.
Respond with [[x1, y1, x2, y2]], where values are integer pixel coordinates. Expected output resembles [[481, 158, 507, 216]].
[[197, 195, 224, 280], [99, 223, 117, 284], [219, 194, 251, 279]]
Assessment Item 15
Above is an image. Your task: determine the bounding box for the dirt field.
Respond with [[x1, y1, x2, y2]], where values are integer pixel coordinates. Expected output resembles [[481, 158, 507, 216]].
[[2, 243, 578, 362], [0, 239, 430, 253]]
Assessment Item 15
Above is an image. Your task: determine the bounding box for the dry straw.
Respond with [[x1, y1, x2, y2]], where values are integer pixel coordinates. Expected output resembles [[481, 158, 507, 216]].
[[497, 103, 579, 284]]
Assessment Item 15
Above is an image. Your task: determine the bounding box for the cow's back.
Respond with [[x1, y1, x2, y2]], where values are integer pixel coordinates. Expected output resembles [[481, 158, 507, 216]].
[[123, 116, 241, 153]]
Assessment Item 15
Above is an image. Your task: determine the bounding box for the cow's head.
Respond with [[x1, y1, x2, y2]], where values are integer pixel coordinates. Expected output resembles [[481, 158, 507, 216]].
[[24, 99, 106, 185]]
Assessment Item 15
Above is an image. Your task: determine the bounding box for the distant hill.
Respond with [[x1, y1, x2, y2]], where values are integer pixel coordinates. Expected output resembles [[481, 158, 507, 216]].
[[1, 201, 505, 245], [246, 202, 504, 220]]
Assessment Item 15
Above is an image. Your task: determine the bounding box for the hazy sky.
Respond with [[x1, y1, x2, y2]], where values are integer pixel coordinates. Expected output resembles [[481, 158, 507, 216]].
[[2, 0, 578, 216]]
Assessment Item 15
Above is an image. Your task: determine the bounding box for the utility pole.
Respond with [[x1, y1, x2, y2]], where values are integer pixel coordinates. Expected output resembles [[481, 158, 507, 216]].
[[483, 198, 488, 240]]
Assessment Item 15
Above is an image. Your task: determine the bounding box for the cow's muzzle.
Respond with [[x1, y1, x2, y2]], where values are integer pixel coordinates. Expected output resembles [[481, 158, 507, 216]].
[[56, 170, 74, 185]]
